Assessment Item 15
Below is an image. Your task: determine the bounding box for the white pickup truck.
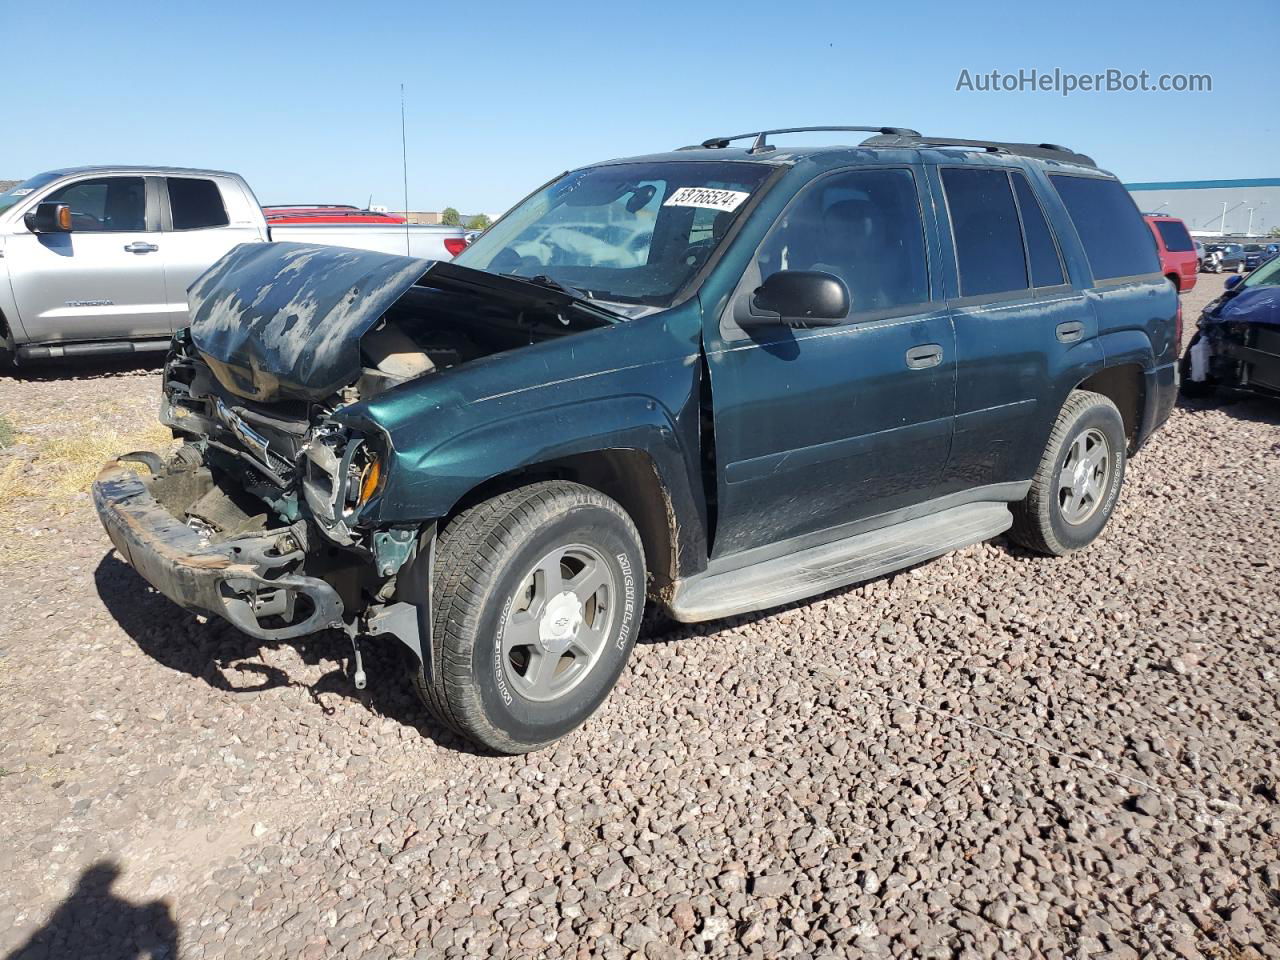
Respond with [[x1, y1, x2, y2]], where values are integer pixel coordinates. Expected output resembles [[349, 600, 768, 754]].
[[0, 166, 467, 362]]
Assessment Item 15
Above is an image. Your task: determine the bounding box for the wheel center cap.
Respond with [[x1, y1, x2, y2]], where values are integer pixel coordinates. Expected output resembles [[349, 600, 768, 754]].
[[1073, 462, 1089, 494], [539, 591, 584, 654]]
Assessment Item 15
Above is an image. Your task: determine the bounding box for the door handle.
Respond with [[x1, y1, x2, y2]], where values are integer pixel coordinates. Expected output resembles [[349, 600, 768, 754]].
[[1056, 321, 1084, 343], [123, 242, 159, 254], [905, 343, 943, 369]]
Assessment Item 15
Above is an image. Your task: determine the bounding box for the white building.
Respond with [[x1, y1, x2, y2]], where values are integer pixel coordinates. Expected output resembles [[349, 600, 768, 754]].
[[1125, 178, 1280, 237]]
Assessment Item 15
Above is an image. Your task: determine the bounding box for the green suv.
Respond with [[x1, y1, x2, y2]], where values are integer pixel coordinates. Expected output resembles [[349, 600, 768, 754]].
[[95, 127, 1178, 752]]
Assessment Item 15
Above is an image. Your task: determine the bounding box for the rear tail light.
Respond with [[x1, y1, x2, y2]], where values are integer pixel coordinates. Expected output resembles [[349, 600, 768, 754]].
[[443, 237, 467, 257], [1175, 298, 1184, 350]]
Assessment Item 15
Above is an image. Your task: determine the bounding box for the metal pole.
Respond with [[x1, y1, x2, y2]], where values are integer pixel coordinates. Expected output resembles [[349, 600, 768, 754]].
[[1219, 202, 1228, 235], [401, 83, 411, 257]]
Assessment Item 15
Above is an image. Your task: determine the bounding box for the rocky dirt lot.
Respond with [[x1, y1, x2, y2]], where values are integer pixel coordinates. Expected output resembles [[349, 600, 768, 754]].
[[0, 274, 1277, 960]]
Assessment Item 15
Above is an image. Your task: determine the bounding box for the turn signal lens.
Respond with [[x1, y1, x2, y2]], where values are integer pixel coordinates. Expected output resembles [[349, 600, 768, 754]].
[[57, 205, 72, 231], [357, 457, 382, 506]]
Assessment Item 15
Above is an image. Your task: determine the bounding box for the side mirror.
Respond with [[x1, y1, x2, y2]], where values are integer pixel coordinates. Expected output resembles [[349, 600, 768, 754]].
[[748, 270, 850, 327], [1224, 274, 1244, 291], [24, 202, 73, 234]]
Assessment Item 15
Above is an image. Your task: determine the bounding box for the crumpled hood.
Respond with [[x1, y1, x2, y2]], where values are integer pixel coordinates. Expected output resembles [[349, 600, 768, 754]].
[[1211, 285, 1280, 328], [189, 242, 433, 402]]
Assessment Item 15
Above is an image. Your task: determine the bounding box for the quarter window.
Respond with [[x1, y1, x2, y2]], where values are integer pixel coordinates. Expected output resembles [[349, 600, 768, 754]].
[[1011, 172, 1065, 287], [756, 168, 930, 314], [942, 168, 1028, 297], [168, 178, 229, 230], [44, 177, 146, 232], [1050, 175, 1159, 280]]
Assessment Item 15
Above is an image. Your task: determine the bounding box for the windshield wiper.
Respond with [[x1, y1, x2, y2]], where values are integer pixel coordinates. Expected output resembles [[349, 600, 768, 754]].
[[522, 274, 592, 301]]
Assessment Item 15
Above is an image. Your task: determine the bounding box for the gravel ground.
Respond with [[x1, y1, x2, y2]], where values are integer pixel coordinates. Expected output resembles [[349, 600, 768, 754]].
[[1, 274, 1277, 960]]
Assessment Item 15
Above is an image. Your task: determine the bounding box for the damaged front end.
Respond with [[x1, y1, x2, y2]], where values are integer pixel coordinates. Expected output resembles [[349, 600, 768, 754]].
[[94, 343, 427, 663], [93, 242, 614, 666], [1186, 278, 1280, 398]]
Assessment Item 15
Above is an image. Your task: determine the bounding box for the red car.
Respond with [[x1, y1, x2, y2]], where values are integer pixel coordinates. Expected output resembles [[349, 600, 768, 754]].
[[1143, 214, 1198, 293], [262, 204, 407, 225]]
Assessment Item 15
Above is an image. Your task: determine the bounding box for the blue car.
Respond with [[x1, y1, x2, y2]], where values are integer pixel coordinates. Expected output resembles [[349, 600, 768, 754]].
[[1243, 243, 1278, 272], [1183, 255, 1280, 397]]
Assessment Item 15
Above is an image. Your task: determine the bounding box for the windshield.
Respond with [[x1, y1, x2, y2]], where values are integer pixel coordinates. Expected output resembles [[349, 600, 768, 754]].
[[0, 172, 63, 217], [1242, 254, 1280, 289], [455, 161, 774, 307]]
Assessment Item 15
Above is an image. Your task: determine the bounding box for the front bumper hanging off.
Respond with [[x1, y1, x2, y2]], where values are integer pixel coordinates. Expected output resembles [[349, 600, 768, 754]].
[[93, 461, 345, 641]]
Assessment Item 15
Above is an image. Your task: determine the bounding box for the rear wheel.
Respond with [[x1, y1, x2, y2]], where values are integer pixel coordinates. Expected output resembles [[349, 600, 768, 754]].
[[1010, 391, 1127, 556], [407, 481, 645, 754]]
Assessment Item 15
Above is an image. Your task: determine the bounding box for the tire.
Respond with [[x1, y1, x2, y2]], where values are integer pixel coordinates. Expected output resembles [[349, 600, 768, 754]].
[[406, 481, 645, 754], [1009, 390, 1127, 556]]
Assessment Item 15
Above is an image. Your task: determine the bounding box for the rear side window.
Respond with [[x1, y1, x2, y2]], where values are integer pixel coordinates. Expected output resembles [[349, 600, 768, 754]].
[[756, 167, 930, 314], [1050, 175, 1159, 280], [1011, 173, 1065, 287], [942, 168, 1027, 296], [1154, 219, 1193, 252], [168, 178, 229, 230]]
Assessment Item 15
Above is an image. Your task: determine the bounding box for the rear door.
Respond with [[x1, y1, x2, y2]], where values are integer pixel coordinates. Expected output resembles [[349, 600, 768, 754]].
[[706, 165, 956, 557], [932, 164, 1096, 497], [5, 175, 169, 343], [160, 176, 263, 330], [1047, 173, 1174, 397]]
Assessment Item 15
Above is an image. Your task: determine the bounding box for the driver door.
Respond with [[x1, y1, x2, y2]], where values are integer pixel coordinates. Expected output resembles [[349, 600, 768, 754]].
[[5, 175, 169, 343], [705, 166, 956, 558]]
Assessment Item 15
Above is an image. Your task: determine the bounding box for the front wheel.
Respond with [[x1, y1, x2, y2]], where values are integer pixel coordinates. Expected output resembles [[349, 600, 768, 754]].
[[407, 481, 645, 754], [1009, 390, 1127, 556]]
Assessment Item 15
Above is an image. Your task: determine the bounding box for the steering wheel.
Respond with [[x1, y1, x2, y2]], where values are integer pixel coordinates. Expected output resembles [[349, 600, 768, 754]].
[[681, 238, 717, 268]]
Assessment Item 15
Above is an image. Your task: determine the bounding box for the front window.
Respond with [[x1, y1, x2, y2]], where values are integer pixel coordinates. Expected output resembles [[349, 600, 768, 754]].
[[0, 172, 64, 217], [45, 177, 146, 232], [455, 161, 773, 307]]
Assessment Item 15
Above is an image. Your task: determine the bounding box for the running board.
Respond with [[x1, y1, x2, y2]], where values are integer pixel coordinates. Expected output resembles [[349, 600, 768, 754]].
[[17, 338, 171, 360], [666, 501, 1012, 622]]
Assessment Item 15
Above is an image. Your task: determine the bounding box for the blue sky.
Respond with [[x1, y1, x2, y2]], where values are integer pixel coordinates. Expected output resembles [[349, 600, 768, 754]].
[[4, 0, 1274, 214]]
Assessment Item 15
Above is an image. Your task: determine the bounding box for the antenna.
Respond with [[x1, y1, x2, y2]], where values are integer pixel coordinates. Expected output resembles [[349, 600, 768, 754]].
[[400, 83, 411, 256]]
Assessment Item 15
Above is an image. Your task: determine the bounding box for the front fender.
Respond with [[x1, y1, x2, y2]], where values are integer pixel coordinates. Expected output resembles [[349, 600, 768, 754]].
[[375, 393, 701, 533]]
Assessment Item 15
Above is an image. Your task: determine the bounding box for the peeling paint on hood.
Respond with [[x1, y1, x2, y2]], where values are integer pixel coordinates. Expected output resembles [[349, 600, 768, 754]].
[[188, 242, 434, 402]]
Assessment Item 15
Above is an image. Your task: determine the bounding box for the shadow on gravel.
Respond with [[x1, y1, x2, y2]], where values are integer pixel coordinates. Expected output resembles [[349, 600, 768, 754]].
[[1, 355, 162, 382], [94, 553, 490, 756], [1176, 392, 1280, 425], [4, 862, 177, 960]]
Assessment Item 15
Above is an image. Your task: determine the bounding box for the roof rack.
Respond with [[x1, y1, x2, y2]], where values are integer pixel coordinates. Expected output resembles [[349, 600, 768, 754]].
[[680, 126, 922, 154], [262, 204, 362, 211], [859, 133, 1096, 168]]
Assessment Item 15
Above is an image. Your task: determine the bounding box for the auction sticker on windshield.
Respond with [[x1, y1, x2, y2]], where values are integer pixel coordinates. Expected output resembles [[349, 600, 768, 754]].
[[663, 187, 749, 212]]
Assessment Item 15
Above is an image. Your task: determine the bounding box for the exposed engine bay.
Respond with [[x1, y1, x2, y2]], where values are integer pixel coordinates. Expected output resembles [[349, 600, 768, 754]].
[[161, 271, 609, 546]]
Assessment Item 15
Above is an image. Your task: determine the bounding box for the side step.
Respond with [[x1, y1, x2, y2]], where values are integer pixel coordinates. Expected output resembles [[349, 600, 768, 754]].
[[666, 501, 1012, 622], [17, 338, 171, 361]]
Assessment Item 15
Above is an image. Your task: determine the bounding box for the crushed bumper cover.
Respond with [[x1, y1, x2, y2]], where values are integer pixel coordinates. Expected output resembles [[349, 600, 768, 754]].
[[93, 462, 344, 641]]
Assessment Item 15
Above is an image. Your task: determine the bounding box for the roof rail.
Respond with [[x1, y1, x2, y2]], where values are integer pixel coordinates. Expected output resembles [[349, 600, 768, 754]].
[[680, 126, 922, 154], [860, 133, 1096, 168]]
